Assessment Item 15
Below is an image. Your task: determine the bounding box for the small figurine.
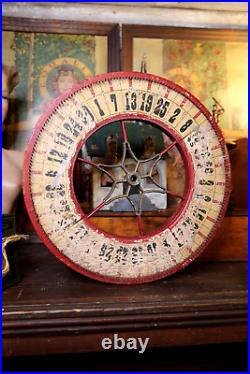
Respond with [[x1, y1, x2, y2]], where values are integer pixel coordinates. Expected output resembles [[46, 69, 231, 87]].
[[212, 96, 225, 124], [141, 136, 156, 159], [140, 53, 147, 73], [2, 65, 27, 284], [2, 65, 24, 214]]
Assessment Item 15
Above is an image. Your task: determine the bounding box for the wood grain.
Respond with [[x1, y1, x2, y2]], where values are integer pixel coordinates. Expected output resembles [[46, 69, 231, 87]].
[[2, 243, 247, 356], [89, 216, 247, 260], [200, 216, 247, 260], [3, 16, 121, 74], [2, 16, 117, 35]]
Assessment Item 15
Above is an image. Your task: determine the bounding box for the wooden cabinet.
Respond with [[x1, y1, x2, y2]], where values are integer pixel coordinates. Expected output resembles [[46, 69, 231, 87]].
[[2, 241, 247, 357]]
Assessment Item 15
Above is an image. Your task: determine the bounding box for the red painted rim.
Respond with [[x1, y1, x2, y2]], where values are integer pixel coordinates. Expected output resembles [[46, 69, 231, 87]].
[[23, 71, 231, 284]]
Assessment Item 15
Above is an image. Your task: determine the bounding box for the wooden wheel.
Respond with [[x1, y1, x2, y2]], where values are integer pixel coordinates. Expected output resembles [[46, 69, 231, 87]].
[[24, 72, 231, 284]]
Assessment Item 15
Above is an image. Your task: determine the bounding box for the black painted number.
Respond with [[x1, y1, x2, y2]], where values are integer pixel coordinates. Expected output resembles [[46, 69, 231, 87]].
[[125, 92, 137, 111], [168, 108, 181, 124], [140, 93, 153, 112], [110, 93, 118, 112], [179, 119, 193, 133], [48, 149, 67, 164], [153, 97, 170, 118], [94, 98, 105, 116]]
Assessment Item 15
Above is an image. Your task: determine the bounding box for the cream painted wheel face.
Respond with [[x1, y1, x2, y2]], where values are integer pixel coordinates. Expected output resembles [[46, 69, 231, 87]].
[[24, 72, 231, 284]]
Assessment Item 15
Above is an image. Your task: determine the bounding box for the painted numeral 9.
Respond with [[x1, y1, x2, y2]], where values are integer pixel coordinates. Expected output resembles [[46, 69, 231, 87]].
[[140, 93, 153, 112]]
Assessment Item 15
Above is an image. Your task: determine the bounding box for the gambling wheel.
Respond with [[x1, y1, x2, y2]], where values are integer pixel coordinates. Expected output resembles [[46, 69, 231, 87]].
[[24, 72, 231, 284]]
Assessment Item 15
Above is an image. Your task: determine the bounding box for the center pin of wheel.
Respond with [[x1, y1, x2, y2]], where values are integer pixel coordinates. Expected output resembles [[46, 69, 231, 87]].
[[127, 172, 141, 186]]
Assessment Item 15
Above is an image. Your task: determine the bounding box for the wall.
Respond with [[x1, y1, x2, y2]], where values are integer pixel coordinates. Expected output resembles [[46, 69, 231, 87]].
[[3, 2, 248, 29]]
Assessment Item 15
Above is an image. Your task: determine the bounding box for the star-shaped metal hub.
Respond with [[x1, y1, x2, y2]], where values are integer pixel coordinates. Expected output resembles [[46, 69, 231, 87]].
[[77, 120, 185, 236]]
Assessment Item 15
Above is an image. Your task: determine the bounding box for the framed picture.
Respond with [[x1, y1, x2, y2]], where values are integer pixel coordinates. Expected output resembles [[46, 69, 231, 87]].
[[122, 25, 248, 141], [2, 17, 120, 150]]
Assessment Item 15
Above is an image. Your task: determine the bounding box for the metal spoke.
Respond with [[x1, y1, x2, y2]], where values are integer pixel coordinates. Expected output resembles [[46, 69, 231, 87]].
[[87, 201, 106, 218], [143, 188, 166, 195], [126, 195, 137, 213], [139, 140, 177, 184], [138, 190, 145, 215], [124, 184, 132, 197], [138, 141, 177, 166], [103, 181, 119, 202], [78, 120, 186, 236], [121, 121, 127, 143], [143, 188, 184, 200], [126, 141, 139, 162], [136, 214, 145, 236], [143, 175, 166, 191], [120, 142, 128, 167], [77, 156, 118, 190], [78, 156, 113, 180], [99, 161, 121, 169], [104, 192, 131, 207], [77, 156, 100, 169], [144, 158, 160, 179], [159, 140, 177, 157], [139, 153, 160, 164]]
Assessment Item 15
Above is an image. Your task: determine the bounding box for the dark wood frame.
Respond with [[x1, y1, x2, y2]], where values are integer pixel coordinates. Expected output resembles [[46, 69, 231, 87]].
[[122, 24, 247, 71], [3, 16, 120, 72]]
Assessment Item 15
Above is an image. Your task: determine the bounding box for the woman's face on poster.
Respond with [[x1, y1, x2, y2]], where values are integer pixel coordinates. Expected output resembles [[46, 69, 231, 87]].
[[57, 70, 76, 94]]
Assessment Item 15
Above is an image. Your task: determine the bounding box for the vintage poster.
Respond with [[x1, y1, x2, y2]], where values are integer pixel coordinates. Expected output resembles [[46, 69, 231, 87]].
[[2, 31, 107, 149], [133, 37, 247, 140]]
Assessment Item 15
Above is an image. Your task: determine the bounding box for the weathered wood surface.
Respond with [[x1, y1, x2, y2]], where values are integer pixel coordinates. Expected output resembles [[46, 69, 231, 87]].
[[2, 243, 247, 356]]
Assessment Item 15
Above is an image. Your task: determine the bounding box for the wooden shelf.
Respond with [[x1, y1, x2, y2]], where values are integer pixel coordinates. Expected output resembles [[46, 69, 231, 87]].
[[2, 242, 247, 357]]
